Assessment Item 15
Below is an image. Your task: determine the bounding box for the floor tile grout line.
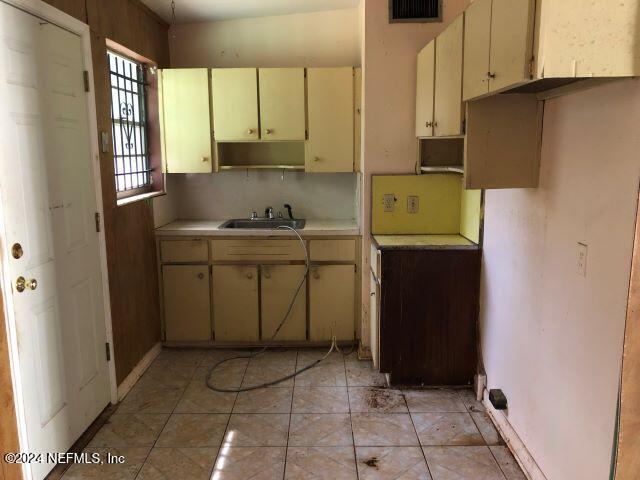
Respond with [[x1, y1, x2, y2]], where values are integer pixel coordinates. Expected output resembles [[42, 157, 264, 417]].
[[282, 348, 300, 479], [406, 392, 437, 479], [131, 351, 201, 479], [209, 351, 250, 480], [344, 354, 360, 480]]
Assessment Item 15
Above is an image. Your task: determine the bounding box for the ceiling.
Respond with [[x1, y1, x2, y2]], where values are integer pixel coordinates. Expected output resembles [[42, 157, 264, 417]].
[[141, 0, 361, 24]]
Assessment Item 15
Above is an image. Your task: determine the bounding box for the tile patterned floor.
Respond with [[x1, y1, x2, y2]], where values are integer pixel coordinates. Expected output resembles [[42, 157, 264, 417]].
[[63, 347, 527, 480]]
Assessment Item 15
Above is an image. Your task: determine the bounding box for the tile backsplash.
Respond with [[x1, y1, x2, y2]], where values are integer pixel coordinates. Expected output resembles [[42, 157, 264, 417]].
[[154, 171, 359, 226]]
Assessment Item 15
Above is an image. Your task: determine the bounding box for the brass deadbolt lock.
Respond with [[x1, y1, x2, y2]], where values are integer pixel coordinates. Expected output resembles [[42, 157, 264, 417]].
[[11, 243, 23, 259]]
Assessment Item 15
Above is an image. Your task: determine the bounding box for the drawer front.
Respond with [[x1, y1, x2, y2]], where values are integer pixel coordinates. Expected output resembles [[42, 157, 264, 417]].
[[309, 239, 356, 262], [211, 239, 305, 261], [161, 240, 208, 263]]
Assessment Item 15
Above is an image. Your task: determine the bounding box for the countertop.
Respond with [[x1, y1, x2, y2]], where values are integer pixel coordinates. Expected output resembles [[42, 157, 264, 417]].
[[372, 234, 479, 250], [156, 219, 360, 237]]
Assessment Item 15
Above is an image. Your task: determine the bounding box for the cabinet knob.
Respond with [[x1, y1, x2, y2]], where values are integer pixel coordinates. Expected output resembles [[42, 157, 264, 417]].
[[198, 272, 205, 280], [246, 272, 253, 279], [425, 122, 433, 128], [201, 156, 210, 163], [265, 128, 273, 135], [247, 128, 255, 135], [487, 72, 496, 79], [313, 270, 320, 280], [314, 156, 321, 162], [264, 272, 271, 279]]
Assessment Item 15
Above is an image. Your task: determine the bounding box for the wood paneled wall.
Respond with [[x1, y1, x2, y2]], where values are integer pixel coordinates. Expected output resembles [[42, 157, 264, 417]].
[[44, 0, 169, 382]]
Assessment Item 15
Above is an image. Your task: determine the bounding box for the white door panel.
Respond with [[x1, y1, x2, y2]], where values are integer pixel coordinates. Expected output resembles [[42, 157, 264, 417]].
[[0, 4, 110, 479]]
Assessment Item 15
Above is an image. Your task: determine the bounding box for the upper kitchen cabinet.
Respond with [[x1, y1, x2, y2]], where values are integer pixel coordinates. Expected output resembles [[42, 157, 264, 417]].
[[415, 40, 435, 138], [463, 0, 640, 101], [258, 68, 306, 141], [306, 67, 355, 173], [463, 0, 534, 101], [211, 68, 259, 141], [159, 68, 213, 173], [415, 16, 464, 138], [434, 15, 464, 137]]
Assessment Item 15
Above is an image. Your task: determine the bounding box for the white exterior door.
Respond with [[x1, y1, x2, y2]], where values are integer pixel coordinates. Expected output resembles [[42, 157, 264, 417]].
[[0, 3, 110, 479]]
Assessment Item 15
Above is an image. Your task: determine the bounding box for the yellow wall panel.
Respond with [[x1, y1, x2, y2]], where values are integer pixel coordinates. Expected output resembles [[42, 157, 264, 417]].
[[371, 174, 462, 235], [460, 186, 482, 244]]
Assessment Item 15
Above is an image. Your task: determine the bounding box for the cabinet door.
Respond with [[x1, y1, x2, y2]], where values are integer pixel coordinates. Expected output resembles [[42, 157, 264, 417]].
[[212, 265, 259, 341], [309, 265, 355, 341], [261, 265, 306, 341], [160, 69, 212, 173], [211, 68, 259, 141], [258, 68, 305, 141], [163, 265, 211, 341], [305, 67, 354, 173], [415, 41, 435, 137], [488, 0, 535, 93], [434, 16, 464, 137], [462, 0, 491, 101]]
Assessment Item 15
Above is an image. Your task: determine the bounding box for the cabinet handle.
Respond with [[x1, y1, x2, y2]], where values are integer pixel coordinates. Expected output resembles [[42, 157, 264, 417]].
[[201, 156, 210, 163], [247, 128, 255, 135], [487, 72, 496, 79], [198, 272, 205, 280], [265, 128, 273, 135], [425, 122, 432, 128]]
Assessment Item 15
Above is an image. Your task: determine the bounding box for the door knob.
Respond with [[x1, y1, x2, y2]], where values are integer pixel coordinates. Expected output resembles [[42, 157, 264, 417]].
[[15, 276, 37, 293], [11, 243, 23, 259]]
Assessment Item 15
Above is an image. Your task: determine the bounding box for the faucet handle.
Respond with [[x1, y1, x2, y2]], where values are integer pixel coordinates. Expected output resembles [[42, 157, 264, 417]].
[[265, 207, 274, 219], [250, 211, 258, 220]]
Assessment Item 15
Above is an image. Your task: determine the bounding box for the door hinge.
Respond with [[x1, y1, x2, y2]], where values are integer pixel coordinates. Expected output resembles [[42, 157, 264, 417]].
[[83, 70, 90, 92], [105, 342, 111, 362], [528, 57, 535, 78], [95, 212, 101, 233], [305, 129, 309, 140]]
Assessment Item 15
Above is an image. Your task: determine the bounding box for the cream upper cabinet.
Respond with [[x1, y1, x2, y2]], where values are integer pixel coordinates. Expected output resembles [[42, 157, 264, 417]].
[[434, 15, 464, 137], [489, 0, 535, 93], [415, 41, 435, 138], [305, 67, 354, 173], [258, 68, 306, 141], [463, 0, 534, 100], [160, 68, 213, 173], [211, 68, 259, 141], [462, 0, 491, 101], [212, 265, 259, 341]]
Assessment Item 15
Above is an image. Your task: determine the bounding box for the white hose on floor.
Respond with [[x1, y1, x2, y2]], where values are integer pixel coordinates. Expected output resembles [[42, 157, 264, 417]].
[[206, 225, 345, 393]]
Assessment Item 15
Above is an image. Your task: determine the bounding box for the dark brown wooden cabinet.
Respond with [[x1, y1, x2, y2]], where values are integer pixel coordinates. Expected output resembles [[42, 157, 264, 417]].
[[378, 246, 480, 385]]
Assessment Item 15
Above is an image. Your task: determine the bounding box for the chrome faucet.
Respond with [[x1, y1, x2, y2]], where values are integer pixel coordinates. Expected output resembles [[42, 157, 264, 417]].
[[265, 206, 274, 219]]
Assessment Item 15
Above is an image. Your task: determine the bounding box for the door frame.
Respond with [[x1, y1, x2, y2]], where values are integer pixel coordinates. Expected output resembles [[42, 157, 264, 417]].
[[0, 0, 117, 467]]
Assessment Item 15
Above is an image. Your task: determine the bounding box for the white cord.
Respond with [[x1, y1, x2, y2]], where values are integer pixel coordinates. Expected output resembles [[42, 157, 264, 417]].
[[206, 225, 340, 393]]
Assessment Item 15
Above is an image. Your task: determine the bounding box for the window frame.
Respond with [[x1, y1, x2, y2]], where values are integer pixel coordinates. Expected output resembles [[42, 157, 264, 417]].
[[106, 39, 165, 206]]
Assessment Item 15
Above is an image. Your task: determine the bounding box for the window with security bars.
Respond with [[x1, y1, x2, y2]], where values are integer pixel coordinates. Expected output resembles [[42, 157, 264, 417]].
[[108, 50, 151, 195]]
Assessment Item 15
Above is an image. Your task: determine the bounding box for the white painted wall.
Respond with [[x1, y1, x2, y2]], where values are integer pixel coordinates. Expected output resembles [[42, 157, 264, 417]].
[[169, 8, 360, 68], [480, 79, 640, 479], [169, 171, 358, 220]]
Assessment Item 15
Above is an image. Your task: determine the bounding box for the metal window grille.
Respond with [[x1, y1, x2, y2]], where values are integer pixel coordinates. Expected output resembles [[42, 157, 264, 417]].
[[108, 51, 151, 193]]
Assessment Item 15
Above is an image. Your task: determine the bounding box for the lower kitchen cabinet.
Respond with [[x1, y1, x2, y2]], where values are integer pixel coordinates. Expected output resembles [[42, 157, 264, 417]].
[[212, 265, 259, 341], [261, 265, 306, 341], [379, 247, 480, 385], [309, 265, 355, 341], [162, 265, 212, 342]]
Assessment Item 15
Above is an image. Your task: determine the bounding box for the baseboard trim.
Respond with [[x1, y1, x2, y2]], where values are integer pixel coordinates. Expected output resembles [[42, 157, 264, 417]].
[[116, 342, 161, 401], [482, 390, 548, 480]]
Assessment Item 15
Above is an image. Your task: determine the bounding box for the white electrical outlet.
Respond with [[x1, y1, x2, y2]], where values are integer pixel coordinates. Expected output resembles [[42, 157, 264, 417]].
[[383, 194, 395, 212], [407, 195, 419, 214], [577, 243, 588, 277]]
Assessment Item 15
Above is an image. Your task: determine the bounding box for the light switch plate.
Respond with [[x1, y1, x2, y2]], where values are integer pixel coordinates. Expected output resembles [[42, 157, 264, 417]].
[[383, 194, 395, 212], [407, 195, 419, 214], [577, 242, 588, 277]]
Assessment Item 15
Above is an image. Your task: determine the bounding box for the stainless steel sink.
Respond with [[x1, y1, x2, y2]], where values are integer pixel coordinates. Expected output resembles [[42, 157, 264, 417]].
[[220, 218, 306, 230]]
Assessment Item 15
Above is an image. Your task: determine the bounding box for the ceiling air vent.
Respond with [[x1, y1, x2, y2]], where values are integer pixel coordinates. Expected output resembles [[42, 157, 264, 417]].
[[389, 0, 442, 23]]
